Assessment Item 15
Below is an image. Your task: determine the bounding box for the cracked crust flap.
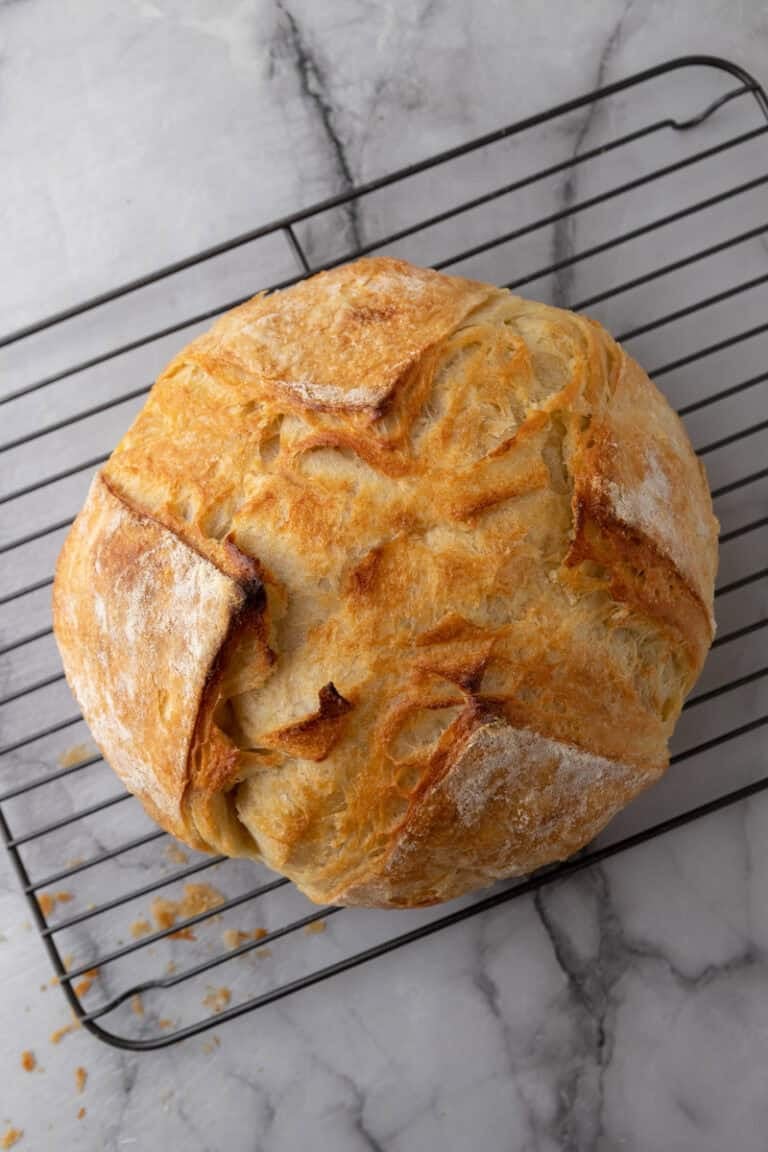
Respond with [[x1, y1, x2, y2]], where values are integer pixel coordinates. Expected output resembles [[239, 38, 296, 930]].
[[52, 473, 252, 849], [183, 256, 495, 412], [566, 333, 718, 663], [335, 713, 663, 908]]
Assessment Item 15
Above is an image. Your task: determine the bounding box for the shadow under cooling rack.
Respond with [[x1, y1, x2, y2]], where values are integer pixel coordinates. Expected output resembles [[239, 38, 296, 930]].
[[1, 54, 767, 1049]]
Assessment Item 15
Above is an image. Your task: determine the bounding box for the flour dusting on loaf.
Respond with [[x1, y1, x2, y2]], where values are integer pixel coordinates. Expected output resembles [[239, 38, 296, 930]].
[[53, 475, 245, 843], [447, 724, 639, 827], [53, 258, 718, 908]]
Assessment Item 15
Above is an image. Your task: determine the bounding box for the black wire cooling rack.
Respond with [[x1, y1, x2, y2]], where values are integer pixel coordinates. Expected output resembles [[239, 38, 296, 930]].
[[1, 55, 767, 1049]]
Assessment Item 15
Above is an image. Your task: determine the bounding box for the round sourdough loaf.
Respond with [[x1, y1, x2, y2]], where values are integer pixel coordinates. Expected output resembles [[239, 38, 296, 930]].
[[53, 258, 718, 907]]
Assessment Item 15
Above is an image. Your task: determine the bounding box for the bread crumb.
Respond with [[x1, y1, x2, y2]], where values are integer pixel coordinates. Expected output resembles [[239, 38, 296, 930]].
[[165, 961, 177, 975], [202, 1035, 221, 1054], [150, 897, 177, 930], [38, 891, 73, 917], [180, 883, 224, 916], [130, 919, 151, 939], [149, 883, 224, 939], [131, 994, 144, 1017], [65, 857, 84, 868], [203, 986, 231, 1014], [49, 976, 60, 987], [304, 919, 326, 935], [50, 1015, 81, 1044], [0, 1127, 22, 1149], [223, 928, 248, 948], [72, 968, 100, 998], [168, 927, 196, 942], [63, 954, 75, 971], [224, 927, 268, 949], [77, 1108, 86, 1121], [58, 743, 90, 768], [151, 895, 198, 938], [20, 1050, 36, 1072], [163, 842, 189, 865], [75, 1066, 87, 1094], [158, 1018, 174, 1029], [258, 947, 272, 959]]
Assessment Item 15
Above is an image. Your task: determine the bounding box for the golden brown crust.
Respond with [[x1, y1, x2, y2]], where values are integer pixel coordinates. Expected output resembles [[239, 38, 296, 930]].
[[186, 257, 494, 413], [53, 257, 719, 907]]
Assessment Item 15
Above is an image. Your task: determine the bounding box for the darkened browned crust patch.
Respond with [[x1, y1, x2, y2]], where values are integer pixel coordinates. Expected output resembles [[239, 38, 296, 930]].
[[566, 488, 712, 675], [260, 683, 353, 762]]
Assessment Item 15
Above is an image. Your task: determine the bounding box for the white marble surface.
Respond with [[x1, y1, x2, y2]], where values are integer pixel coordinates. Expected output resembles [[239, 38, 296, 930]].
[[1, 2, 768, 1149]]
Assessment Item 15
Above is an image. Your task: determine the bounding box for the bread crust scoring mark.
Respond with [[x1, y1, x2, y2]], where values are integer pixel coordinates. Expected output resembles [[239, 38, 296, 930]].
[[52, 258, 719, 908]]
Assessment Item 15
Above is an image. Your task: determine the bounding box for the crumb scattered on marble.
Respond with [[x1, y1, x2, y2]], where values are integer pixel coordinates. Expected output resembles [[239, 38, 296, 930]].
[[165, 961, 177, 975], [223, 929, 249, 949], [150, 898, 179, 932], [131, 994, 144, 1017], [38, 891, 73, 917], [58, 744, 90, 768], [182, 883, 225, 917], [20, 1051, 36, 1072], [63, 954, 74, 971], [72, 968, 100, 998], [304, 919, 326, 935], [130, 919, 151, 939], [150, 884, 224, 940], [202, 1035, 221, 1054], [223, 926, 268, 949], [158, 1018, 174, 1029], [0, 1127, 22, 1149], [169, 927, 197, 941], [75, 1067, 87, 1094], [163, 842, 189, 865], [50, 1014, 81, 1044], [76, 1108, 86, 1121], [65, 857, 84, 869], [203, 986, 231, 1014]]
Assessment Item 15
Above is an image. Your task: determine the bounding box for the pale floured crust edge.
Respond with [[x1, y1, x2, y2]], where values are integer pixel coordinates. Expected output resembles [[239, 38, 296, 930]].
[[52, 473, 254, 850], [332, 715, 663, 908]]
